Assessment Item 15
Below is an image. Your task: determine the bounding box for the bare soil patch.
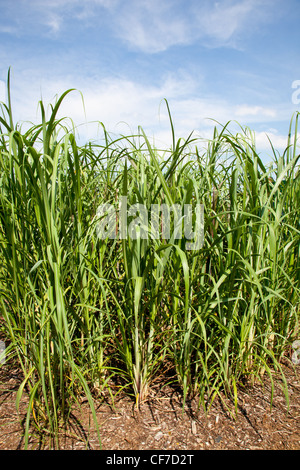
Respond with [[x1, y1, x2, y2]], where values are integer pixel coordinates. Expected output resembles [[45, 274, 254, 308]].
[[0, 356, 299, 451]]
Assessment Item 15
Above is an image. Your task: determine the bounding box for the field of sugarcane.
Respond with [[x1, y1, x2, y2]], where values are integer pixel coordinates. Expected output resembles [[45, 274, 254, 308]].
[[0, 70, 299, 448]]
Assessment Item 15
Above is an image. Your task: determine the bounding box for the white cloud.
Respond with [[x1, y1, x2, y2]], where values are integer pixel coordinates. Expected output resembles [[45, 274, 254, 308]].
[[195, 0, 277, 45], [45, 13, 62, 34], [2, 0, 281, 53], [0, 25, 18, 34], [192, 0, 281, 48], [235, 105, 277, 119], [110, 0, 280, 53], [255, 131, 289, 153], [112, 0, 191, 53], [0, 0, 295, 170], [5, 69, 291, 163], [195, 0, 254, 44]]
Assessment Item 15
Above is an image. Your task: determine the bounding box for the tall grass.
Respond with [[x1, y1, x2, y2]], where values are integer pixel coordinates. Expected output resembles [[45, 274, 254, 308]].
[[0, 70, 299, 447]]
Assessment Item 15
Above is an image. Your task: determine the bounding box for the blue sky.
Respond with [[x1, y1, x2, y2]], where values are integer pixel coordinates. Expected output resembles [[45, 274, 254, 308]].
[[1, 0, 300, 162]]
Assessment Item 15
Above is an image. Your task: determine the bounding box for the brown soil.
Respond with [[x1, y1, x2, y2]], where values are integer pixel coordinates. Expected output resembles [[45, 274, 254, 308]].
[[0, 356, 299, 451]]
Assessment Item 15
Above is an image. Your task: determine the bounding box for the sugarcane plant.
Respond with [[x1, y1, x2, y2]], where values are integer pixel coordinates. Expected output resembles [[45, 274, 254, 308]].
[[0, 69, 299, 446]]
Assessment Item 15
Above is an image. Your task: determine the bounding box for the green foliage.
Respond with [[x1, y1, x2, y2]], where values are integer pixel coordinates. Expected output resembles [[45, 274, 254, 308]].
[[0, 69, 299, 446]]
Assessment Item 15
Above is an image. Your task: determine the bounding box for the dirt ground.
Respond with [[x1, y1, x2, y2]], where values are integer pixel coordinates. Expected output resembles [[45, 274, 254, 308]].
[[0, 352, 299, 452]]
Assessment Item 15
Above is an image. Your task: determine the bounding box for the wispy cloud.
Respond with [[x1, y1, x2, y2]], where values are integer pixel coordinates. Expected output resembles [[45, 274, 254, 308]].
[[45, 13, 63, 34], [1, 0, 297, 163], [1, 0, 280, 52], [5, 69, 291, 158], [110, 0, 281, 53], [192, 0, 274, 47], [111, 0, 192, 53], [0, 25, 19, 35], [236, 105, 277, 119]]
